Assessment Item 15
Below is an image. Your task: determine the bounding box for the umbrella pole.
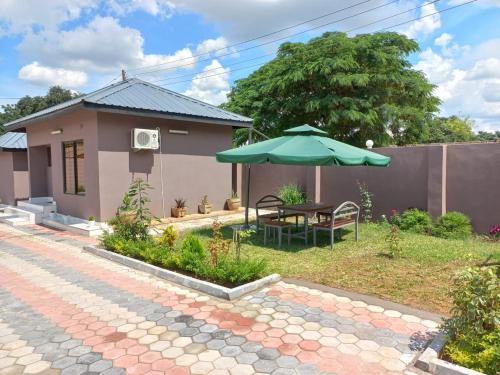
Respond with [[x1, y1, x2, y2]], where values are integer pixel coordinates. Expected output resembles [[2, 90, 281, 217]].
[[244, 164, 251, 228], [244, 128, 253, 228]]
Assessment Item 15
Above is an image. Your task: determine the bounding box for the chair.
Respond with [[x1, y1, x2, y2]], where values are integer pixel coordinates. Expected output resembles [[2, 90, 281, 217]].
[[312, 201, 359, 249], [263, 220, 292, 248], [255, 195, 299, 232]]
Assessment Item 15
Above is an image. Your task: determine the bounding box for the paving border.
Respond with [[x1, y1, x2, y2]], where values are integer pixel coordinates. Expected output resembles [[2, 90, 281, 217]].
[[415, 332, 486, 375], [83, 245, 280, 300], [284, 278, 443, 322]]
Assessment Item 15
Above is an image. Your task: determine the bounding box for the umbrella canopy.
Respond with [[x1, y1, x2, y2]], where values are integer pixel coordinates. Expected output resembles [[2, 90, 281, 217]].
[[216, 124, 391, 166]]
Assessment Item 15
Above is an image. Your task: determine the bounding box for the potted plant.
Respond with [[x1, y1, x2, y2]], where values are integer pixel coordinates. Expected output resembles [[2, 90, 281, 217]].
[[227, 191, 241, 211], [198, 195, 212, 214], [171, 198, 187, 218], [87, 215, 96, 227]]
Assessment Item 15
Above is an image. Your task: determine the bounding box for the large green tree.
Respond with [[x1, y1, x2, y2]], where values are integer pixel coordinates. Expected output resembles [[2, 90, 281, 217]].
[[0, 86, 79, 132], [223, 31, 440, 146], [424, 116, 474, 143]]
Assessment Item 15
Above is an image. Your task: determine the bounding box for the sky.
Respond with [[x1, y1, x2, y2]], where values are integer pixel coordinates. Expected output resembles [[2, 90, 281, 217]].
[[1, 0, 500, 132]]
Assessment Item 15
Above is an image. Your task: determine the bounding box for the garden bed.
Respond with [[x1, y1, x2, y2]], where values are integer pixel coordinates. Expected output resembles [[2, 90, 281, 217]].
[[83, 245, 280, 300], [416, 333, 487, 375]]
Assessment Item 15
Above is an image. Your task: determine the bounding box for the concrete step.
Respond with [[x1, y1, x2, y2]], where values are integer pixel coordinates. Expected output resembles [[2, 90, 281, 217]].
[[17, 199, 57, 215], [1, 216, 31, 226], [1, 206, 41, 224]]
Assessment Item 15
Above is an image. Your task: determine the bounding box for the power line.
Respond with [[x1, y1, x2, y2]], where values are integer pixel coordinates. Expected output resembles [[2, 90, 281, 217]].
[[127, 0, 379, 75], [156, 0, 476, 88], [133, 0, 412, 77]]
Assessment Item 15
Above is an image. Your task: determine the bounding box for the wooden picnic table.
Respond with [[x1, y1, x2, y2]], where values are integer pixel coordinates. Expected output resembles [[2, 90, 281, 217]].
[[278, 202, 334, 245]]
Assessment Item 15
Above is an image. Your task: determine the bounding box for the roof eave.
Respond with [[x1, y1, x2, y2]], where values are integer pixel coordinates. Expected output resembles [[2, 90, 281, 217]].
[[4, 102, 85, 131], [84, 102, 253, 128]]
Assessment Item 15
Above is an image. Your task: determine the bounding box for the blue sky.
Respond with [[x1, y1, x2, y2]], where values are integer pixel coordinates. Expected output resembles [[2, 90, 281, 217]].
[[1, 0, 500, 131]]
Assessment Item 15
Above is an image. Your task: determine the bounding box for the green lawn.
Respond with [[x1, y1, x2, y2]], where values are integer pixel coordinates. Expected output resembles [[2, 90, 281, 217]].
[[190, 222, 500, 315]]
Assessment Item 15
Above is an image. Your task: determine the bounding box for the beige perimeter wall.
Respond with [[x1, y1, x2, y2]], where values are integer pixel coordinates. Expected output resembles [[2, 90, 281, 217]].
[[241, 142, 500, 233]]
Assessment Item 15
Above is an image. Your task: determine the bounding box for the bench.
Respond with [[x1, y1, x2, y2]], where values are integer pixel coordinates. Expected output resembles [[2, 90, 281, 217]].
[[312, 201, 359, 249], [255, 195, 299, 233]]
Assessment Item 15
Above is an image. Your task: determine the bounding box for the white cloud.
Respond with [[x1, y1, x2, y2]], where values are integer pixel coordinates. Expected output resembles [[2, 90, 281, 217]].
[[466, 58, 500, 80], [108, 0, 176, 18], [0, 0, 98, 35], [183, 60, 229, 105], [17, 16, 197, 82], [435, 32, 453, 47], [415, 36, 500, 131], [169, 0, 419, 41], [401, 2, 441, 39], [18, 62, 88, 88], [196, 37, 232, 57]]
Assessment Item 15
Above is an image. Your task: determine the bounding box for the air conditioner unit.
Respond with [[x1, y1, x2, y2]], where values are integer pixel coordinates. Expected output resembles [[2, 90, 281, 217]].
[[131, 128, 159, 150]]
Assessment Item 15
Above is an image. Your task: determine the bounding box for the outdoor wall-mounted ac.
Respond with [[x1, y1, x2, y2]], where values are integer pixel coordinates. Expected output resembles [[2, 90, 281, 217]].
[[131, 128, 159, 150]]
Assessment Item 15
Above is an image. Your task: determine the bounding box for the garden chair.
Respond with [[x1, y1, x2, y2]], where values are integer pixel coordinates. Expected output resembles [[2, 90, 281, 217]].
[[263, 219, 293, 248], [255, 195, 299, 232], [312, 201, 359, 249]]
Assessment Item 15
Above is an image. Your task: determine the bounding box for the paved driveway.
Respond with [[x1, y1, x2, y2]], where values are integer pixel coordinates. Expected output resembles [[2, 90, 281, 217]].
[[0, 224, 438, 375]]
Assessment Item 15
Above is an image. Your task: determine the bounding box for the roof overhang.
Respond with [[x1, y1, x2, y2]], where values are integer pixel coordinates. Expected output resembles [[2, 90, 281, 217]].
[[85, 103, 253, 128], [5, 101, 253, 131]]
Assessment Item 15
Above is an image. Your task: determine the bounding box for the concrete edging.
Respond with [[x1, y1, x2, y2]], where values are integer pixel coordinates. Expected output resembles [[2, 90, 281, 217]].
[[415, 332, 486, 375], [83, 245, 280, 300]]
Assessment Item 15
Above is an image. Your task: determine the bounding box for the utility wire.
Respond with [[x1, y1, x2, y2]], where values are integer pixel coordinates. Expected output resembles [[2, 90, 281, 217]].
[[126, 0, 379, 75], [133, 0, 414, 77], [156, 0, 476, 88]]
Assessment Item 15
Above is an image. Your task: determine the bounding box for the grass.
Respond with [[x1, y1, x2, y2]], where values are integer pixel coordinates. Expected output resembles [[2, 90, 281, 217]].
[[190, 222, 500, 315]]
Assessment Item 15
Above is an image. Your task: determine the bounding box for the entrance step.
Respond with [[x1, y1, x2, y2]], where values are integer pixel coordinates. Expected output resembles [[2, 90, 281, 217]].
[[0, 205, 41, 225], [18, 197, 57, 216]]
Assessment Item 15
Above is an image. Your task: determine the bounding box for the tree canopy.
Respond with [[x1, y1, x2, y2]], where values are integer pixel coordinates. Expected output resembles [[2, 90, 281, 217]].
[[0, 86, 79, 132], [424, 116, 475, 143], [223, 31, 440, 147]]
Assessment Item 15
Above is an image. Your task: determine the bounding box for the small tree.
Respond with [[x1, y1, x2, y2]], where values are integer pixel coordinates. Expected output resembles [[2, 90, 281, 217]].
[[208, 219, 231, 266], [358, 182, 373, 223], [385, 225, 402, 258]]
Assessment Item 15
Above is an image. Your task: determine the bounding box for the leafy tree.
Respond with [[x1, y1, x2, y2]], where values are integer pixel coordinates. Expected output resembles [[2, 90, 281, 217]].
[[223, 31, 440, 146], [0, 86, 80, 132], [474, 130, 500, 142], [425, 116, 474, 143]]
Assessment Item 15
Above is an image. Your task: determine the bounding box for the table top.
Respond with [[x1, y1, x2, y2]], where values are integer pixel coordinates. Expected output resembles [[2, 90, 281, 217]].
[[279, 202, 334, 213]]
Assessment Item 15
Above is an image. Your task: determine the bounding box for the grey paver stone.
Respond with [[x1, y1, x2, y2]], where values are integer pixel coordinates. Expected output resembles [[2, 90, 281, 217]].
[[52, 356, 77, 369], [88, 359, 113, 372], [77, 352, 101, 365], [220, 345, 242, 357], [61, 363, 88, 375], [257, 348, 280, 360], [253, 359, 278, 373]]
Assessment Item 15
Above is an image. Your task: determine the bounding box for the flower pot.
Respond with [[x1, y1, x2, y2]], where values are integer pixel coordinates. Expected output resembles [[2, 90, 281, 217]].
[[227, 198, 241, 211], [198, 204, 212, 214], [171, 207, 186, 218]]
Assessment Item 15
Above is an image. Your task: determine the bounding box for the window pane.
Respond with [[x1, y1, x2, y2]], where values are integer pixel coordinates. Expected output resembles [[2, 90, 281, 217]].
[[64, 143, 75, 194], [76, 141, 85, 194]]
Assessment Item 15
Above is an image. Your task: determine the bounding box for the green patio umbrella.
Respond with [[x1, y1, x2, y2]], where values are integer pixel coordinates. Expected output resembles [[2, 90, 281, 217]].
[[216, 124, 391, 226]]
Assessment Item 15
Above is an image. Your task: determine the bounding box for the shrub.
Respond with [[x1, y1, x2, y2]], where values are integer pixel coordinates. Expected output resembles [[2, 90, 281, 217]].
[[433, 212, 472, 240], [443, 266, 499, 338], [443, 266, 500, 375], [444, 328, 500, 375], [358, 182, 373, 223], [385, 224, 402, 258], [278, 184, 305, 205], [399, 208, 432, 234], [157, 226, 177, 250], [177, 235, 207, 273]]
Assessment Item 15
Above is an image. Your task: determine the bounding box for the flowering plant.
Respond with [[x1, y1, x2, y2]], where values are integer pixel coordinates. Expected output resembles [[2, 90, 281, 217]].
[[489, 224, 500, 240]]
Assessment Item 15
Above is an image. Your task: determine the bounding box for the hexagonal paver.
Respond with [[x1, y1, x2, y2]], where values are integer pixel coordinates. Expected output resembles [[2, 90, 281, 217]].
[[214, 357, 237, 370]]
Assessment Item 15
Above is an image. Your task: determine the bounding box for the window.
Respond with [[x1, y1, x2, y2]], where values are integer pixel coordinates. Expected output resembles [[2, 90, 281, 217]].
[[63, 140, 85, 195]]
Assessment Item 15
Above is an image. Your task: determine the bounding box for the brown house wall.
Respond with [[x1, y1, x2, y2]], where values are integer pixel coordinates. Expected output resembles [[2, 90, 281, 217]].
[[0, 151, 29, 205], [96, 112, 233, 220], [26, 109, 100, 219]]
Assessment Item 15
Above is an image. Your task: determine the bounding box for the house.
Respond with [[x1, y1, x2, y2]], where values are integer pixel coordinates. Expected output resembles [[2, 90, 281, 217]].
[[4, 78, 252, 221], [0, 132, 29, 205]]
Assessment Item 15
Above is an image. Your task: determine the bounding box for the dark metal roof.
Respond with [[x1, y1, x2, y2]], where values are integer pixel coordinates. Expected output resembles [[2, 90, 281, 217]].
[[0, 132, 27, 150], [5, 78, 252, 129]]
